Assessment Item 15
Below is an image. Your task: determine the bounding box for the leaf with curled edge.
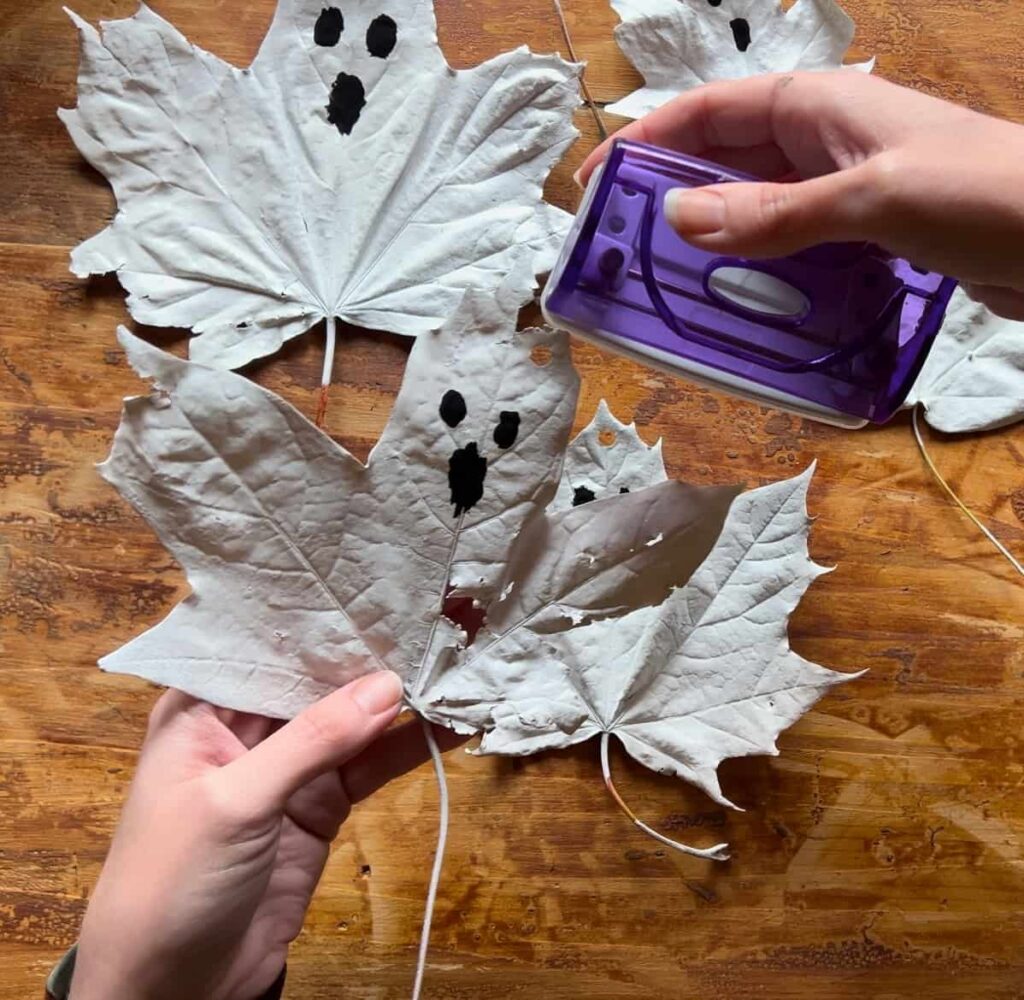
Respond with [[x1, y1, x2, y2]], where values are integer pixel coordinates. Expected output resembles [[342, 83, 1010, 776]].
[[607, 0, 873, 120], [905, 287, 1024, 433], [99, 277, 741, 722], [425, 465, 861, 817], [60, 0, 579, 369]]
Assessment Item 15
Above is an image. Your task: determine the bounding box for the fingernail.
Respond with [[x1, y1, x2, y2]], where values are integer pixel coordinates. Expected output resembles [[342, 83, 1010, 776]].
[[663, 188, 726, 235], [349, 671, 403, 714], [572, 168, 584, 190]]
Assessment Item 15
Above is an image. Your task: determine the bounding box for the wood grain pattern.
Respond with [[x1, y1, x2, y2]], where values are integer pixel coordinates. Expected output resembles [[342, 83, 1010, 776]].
[[2, 1, 1023, 997]]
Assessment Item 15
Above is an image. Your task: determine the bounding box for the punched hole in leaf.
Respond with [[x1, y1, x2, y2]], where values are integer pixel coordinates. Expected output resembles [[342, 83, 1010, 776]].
[[530, 344, 552, 367], [314, 6, 344, 46], [730, 17, 752, 52], [366, 14, 398, 58], [598, 428, 616, 447], [442, 590, 487, 644]]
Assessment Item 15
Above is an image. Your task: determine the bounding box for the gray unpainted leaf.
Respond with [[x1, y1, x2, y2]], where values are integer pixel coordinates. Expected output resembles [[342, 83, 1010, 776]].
[[905, 287, 1024, 433], [608, 0, 874, 119], [60, 0, 580, 368], [426, 464, 861, 810], [100, 280, 741, 724]]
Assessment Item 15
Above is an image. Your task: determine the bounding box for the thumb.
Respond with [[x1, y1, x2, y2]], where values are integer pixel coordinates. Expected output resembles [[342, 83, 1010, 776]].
[[216, 670, 404, 816], [663, 165, 879, 258]]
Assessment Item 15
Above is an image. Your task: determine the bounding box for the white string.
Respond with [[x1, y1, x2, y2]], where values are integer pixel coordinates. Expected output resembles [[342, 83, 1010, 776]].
[[912, 405, 1023, 578], [600, 732, 730, 862], [412, 719, 449, 1000], [320, 315, 336, 388]]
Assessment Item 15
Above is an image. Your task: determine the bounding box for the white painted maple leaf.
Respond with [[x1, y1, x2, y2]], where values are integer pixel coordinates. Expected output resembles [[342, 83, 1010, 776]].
[[608, 0, 874, 119], [426, 465, 860, 831], [60, 0, 579, 369], [100, 280, 741, 720], [906, 287, 1024, 433]]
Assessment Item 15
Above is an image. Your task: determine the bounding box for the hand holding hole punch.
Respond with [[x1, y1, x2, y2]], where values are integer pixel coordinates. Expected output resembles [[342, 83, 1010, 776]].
[[578, 72, 1024, 319]]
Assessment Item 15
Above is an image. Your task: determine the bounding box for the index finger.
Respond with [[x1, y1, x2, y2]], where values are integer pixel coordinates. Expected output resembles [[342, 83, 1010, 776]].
[[577, 73, 796, 185]]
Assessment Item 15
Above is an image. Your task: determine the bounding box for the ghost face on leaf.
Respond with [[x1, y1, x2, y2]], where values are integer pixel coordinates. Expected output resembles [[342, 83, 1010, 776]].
[[60, 0, 580, 369]]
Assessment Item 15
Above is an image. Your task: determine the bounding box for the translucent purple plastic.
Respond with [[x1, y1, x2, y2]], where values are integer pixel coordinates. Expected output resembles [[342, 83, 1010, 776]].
[[541, 140, 958, 425]]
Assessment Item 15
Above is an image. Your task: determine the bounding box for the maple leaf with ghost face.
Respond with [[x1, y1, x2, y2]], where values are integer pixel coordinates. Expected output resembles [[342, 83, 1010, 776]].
[[60, 0, 579, 369], [100, 276, 742, 720], [100, 276, 857, 858], [607, 0, 874, 119]]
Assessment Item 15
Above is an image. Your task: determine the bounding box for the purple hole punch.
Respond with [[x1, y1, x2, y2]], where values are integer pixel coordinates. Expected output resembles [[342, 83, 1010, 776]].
[[541, 140, 959, 427]]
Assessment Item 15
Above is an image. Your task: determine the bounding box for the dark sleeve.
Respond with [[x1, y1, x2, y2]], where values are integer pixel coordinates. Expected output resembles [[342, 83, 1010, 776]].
[[46, 945, 288, 1000]]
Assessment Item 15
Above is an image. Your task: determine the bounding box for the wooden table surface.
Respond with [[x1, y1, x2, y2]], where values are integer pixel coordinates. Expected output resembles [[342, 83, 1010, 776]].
[[2, 0, 1023, 996]]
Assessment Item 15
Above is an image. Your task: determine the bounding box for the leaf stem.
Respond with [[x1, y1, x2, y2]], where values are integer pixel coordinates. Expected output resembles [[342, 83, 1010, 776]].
[[552, 0, 608, 142], [412, 718, 449, 1000], [912, 405, 1023, 578], [599, 732, 730, 862], [315, 315, 336, 428]]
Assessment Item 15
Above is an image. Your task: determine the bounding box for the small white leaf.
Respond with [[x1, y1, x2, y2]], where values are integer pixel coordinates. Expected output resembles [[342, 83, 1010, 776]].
[[608, 0, 874, 119], [906, 287, 1024, 433], [553, 399, 666, 511]]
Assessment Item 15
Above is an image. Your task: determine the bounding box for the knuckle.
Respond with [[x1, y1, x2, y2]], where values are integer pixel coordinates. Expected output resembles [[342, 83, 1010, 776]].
[[750, 182, 792, 239], [291, 701, 355, 753], [859, 152, 904, 218]]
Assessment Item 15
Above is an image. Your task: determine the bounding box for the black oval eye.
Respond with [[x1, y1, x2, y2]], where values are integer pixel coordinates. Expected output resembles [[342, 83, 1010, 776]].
[[366, 14, 397, 59], [314, 7, 344, 46], [439, 389, 467, 428], [493, 411, 520, 449]]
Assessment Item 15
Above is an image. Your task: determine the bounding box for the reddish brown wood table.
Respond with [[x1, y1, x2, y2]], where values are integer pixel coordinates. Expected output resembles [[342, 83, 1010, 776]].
[[1, 1, 1022, 996]]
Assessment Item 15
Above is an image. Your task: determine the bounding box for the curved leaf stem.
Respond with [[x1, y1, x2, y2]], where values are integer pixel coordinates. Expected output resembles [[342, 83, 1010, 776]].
[[599, 731, 730, 862], [552, 0, 607, 142], [912, 405, 1023, 578]]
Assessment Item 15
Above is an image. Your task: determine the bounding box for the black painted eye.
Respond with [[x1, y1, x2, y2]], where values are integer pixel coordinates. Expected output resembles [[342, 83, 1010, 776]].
[[572, 486, 596, 507], [366, 14, 397, 58], [314, 7, 344, 46], [730, 17, 751, 52], [326, 72, 366, 136], [706, 0, 722, 5], [439, 390, 467, 428], [493, 411, 520, 449]]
